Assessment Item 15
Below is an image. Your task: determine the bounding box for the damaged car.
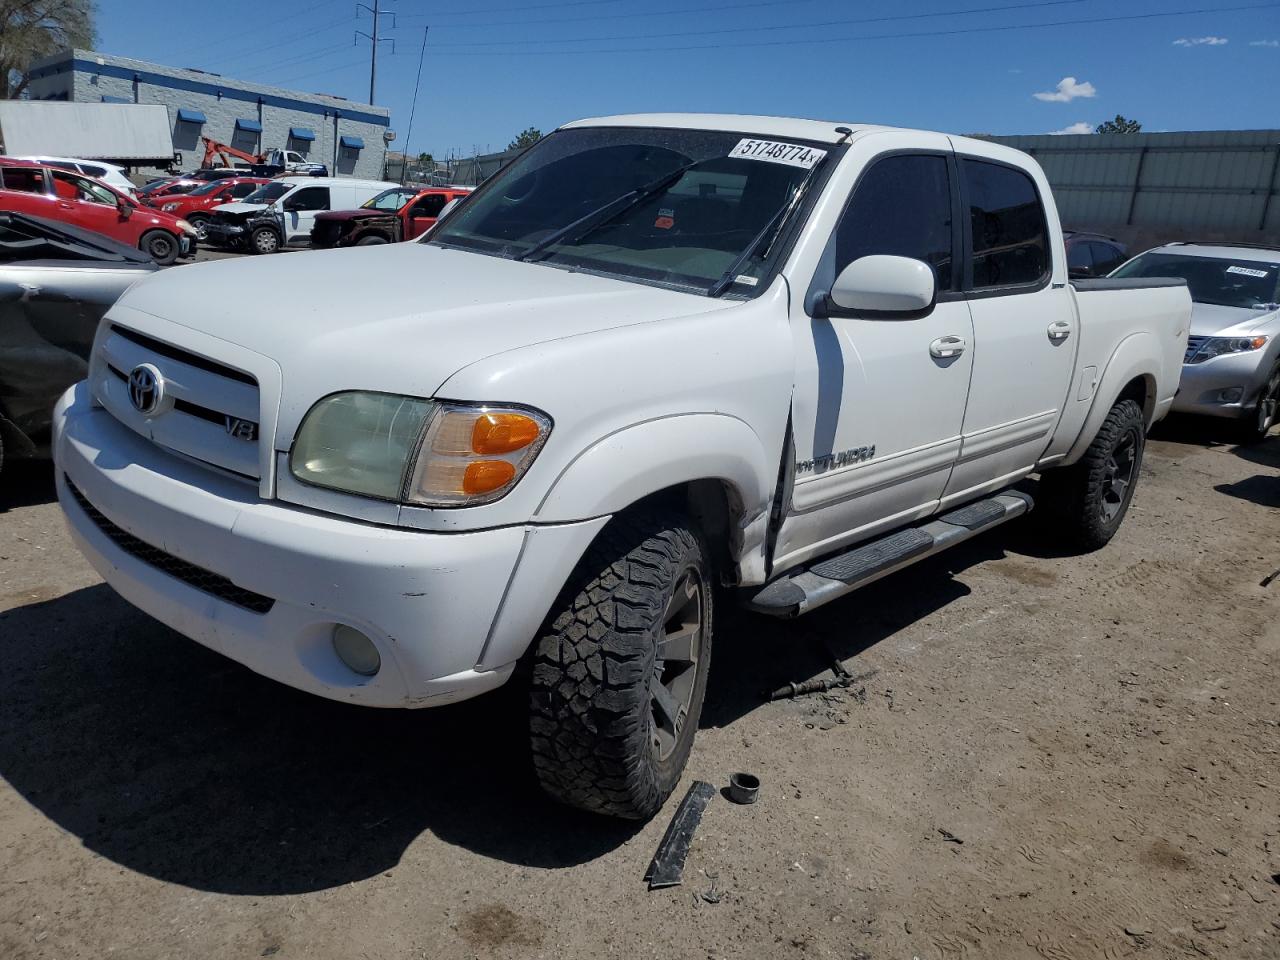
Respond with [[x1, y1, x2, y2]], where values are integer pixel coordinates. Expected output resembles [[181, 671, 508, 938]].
[[0, 212, 154, 476]]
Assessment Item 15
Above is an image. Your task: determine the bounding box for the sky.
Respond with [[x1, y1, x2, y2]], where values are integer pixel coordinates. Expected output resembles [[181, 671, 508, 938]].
[[97, 0, 1280, 160]]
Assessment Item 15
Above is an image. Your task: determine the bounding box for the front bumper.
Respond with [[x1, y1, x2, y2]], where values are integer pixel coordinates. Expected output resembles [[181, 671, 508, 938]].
[[1172, 350, 1273, 419], [52, 382, 603, 708], [204, 221, 246, 244]]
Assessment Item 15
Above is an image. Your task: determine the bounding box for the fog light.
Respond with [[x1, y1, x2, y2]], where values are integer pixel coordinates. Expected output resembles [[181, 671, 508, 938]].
[[1219, 387, 1243, 403], [332, 625, 380, 676]]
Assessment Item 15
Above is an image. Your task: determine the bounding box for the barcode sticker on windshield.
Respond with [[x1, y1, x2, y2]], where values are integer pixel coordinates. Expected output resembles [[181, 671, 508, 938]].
[[729, 138, 827, 169], [1226, 265, 1268, 278]]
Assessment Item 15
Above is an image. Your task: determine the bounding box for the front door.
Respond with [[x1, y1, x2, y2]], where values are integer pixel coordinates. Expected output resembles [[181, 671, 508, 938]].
[[405, 192, 449, 239], [50, 170, 129, 243], [777, 145, 975, 571], [939, 150, 1077, 505], [282, 185, 330, 243]]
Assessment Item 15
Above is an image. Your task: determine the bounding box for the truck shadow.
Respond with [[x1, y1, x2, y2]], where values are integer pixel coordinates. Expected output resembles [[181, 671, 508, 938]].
[[0, 460, 56, 512], [0, 513, 1067, 895]]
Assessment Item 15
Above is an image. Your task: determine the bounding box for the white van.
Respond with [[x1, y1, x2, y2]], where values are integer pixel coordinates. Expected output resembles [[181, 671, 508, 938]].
[[203, 177, 396, 254]]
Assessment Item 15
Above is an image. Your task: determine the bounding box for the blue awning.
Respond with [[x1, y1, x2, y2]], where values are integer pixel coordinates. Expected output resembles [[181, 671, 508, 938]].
[[289, 126, 316, 142], [339, 135, 365, 149], [235, 118, 263, 133], [102, 95, 130, 104], [176, 108, 206, 123]]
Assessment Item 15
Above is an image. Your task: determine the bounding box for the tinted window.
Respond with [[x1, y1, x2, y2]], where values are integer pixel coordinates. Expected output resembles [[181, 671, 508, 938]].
[[2, 167, 46, 193], [1112, 252, 1280, 308], [229, 182, 259, 199], [1066, 240, 1092, 272], [285, 186, 329, 211], [1089, 241, 1124, 275], [80, 163, 108, 177], [962, 159, 1047, 288], [834, 154, 953, 288], [411, 194, 448, 218]]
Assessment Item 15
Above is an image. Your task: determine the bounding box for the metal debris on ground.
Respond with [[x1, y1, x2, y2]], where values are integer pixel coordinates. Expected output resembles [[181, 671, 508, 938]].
[[1260, 567, 1279, 588], [727, 772, 760, 805], [937, 828, 964, 844], [645, 781, 716, 890]]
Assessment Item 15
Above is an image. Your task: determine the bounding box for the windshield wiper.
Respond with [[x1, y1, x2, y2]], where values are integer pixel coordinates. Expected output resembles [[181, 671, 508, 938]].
[[707, 170, 816, 297], [516, 159, 701, 263]]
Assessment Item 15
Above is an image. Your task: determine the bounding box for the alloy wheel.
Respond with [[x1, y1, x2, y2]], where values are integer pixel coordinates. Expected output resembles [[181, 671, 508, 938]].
[[650, 569, 703, 763], [1100, 428, 1139, 522]]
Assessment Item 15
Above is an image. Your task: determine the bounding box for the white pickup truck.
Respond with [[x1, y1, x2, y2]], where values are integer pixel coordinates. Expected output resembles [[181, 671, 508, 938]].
[[53, 114, 1191, 819]]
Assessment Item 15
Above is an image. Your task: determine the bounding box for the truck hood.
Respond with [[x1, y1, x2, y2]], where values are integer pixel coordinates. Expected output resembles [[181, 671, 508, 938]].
[[114, 243, 733, 439], [1189, 301, 1280, 337]]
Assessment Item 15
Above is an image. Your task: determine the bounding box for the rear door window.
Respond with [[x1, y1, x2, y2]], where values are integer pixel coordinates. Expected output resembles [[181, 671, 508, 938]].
[[229, 182, 259, 199], [2, 167, 47, 193], [833, 153, 954, 290], [961, 159, 1049, 290]]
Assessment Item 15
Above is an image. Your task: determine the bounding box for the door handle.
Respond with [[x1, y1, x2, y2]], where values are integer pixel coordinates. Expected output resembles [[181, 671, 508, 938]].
[[1047, 320, 1072, 341], [929, 335, 967, 359]]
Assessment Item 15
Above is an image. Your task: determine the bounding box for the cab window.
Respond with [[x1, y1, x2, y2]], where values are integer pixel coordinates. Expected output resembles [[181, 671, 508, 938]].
[[961, 159, 1048, 289], [833, 154, 954, 290]]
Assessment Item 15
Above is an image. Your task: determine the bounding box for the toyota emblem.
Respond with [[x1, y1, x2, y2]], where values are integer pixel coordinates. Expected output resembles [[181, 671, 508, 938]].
[[127, 364, 165, 415]]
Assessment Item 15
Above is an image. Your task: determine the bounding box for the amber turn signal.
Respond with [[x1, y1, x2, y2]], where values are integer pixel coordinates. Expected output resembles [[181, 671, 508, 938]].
[[471, 412, 542, 455], [462, 459, 517, 494]]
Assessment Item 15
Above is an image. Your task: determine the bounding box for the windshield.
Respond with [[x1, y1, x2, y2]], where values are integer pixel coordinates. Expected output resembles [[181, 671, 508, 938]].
[[1113, 251, 1280, 309], [190, 179, 231, 196], [429, 127, 831, 293], [363, 187, 417, 210], [242, 182, 292, 205]]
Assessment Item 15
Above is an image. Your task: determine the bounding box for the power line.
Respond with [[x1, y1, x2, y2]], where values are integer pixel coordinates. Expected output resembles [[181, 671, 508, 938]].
[[398, 0, 825, 28], [417, 1, 1280, 56], [424, 0, 1089, 47]]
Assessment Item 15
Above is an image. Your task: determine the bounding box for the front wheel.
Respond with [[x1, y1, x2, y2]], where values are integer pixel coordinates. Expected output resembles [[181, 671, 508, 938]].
[[186, 214, 210, 241], [1039, 398, 1146, 551], [529, 510, 713, 819], [249, 227, 280, 255], [139, 229, 179, 265], [1237, 363, 1280, 444]]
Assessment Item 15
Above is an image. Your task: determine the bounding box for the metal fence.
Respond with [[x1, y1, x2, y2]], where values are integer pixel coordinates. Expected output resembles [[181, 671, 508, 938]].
[[990, 129, 1280, 249]]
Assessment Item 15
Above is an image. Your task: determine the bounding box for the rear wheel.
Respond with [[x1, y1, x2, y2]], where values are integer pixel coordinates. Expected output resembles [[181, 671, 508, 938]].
[[529, 509, 713, 819], [356, 234, 389, 245], [1039, 398, 1145, 551], [250, 227, 280, 255], [139, 230, 179, 265], [186, 214, 210, 241], [1236, 362, 1280, 444]]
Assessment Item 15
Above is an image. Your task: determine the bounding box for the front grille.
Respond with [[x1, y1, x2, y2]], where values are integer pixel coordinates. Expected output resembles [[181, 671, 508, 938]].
[[95, 324, 263, 480], [1185, 335, 1208, 364], [67, 479, 274, 614], [311, 220, 343, 248]]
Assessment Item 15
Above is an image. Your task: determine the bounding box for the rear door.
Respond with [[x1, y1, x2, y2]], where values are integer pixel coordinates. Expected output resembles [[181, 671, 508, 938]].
[[282, 185, 330, 243], [939, 149, 1077, 505], [0, 165, 54, 217]]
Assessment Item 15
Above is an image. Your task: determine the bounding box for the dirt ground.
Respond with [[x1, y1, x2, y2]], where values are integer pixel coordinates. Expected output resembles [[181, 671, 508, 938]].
[[1, 419, 1277, 960]]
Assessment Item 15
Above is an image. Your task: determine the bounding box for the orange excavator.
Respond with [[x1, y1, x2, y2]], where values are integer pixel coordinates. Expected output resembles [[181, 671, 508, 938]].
[[198, 137, 325, 177]]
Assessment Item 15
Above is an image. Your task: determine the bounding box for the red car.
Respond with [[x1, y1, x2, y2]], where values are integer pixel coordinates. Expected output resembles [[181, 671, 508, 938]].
[[310, 186, 472, 248], [153, 176, 272, 240], [0, 158, 197, 265]]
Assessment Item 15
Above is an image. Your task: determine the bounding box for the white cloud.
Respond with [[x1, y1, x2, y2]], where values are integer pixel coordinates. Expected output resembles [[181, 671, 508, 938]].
[[1250, 39, 1280, 47], [1033, 76, 1097, 102], [1050, 122, 1095, 136], [1174, 36, 1228, 46]]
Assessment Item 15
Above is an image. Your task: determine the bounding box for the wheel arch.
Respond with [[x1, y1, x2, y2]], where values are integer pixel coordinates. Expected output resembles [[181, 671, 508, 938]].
[[1062, 333, 1160, 465]]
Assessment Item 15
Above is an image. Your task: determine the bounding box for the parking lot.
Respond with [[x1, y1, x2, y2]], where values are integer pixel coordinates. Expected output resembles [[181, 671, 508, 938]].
[[2, 421, 1276, 959]]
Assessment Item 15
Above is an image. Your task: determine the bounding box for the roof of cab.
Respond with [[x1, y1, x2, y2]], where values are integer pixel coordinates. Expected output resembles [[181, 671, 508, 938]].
[[1153, 242, 1280, 264]]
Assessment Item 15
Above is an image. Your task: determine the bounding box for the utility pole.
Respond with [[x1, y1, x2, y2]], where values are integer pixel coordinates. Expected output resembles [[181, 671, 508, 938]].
[[356, 0, 395, 105]]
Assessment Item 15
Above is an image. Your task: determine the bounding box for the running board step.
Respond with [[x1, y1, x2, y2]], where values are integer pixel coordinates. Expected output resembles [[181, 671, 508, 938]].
[[748, 490, 1034, 618]]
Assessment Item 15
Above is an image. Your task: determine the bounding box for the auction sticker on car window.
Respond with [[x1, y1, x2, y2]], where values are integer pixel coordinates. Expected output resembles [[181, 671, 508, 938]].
[[1226, 265, 1269, 278], [729, 138, 827, 169]]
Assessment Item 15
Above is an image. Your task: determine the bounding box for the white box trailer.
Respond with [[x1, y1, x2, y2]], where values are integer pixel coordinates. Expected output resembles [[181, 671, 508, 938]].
[[0, 101, 176, 168]]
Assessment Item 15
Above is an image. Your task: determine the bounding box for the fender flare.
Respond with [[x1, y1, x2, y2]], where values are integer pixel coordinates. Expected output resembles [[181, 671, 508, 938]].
[[1063, 331, 1160, 464], [534, 413, 775, 524]]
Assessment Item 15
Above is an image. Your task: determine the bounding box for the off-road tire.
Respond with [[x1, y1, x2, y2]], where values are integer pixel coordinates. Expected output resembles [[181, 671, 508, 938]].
[[250, 227, 280, 255], [1040, 398, 1145, 551], [139, 230, 178, 265], [1235, 362, 1280, 444], [356, 234, 389, 245], [529, 510, 713, 820], [186, 214, 210, 241]]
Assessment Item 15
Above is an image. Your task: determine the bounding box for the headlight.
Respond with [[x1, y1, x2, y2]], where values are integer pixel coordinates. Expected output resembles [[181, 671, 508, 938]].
[[176, 219, 198, 237], [1187, 335, 1268, 363], [290, 392, 550, 506], [162, 202, 179, 212]]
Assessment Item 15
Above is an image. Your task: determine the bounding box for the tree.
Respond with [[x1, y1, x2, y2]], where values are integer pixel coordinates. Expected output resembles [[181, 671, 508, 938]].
[[1095, 115, 1142, 134], [1, 0, 96, 99], [416, 151, 434, 164], [507, 127, 542, 151]]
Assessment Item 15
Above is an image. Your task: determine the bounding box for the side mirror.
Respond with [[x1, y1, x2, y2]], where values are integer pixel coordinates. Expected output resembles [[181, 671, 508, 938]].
[[826, 255, 936, 316], [117, 200, 133, 220]]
